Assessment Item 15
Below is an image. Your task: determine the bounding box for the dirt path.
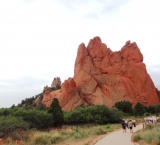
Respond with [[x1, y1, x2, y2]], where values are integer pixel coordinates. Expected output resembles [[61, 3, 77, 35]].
[[95, 124, 142, 145]]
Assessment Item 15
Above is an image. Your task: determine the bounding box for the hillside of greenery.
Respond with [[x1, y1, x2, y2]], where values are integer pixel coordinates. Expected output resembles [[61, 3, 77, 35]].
[[1, 98, 160, 144], [13, 85, 61, 109]]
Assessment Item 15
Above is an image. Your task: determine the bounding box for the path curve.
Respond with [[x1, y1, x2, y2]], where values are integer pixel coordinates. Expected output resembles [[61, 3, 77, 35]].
[[95, 124, 142, 145]]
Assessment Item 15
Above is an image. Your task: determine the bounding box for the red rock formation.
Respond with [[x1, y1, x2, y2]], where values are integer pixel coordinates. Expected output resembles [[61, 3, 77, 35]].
[[42, 86, 52, 107], [42, 78, 87, 111], [51, 77, 61, 88], [42, 36, 160, 111]]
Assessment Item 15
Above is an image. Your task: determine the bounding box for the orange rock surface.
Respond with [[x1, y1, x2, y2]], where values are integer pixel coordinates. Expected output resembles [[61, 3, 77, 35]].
[[42, 36, 160, 111]]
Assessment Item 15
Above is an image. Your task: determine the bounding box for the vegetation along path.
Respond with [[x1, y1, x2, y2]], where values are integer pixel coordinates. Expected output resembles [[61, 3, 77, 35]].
[[95, 124, 142, 145]]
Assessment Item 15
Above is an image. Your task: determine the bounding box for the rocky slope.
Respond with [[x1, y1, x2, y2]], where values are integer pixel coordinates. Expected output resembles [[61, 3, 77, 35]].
[[42, 37, 160, 111]]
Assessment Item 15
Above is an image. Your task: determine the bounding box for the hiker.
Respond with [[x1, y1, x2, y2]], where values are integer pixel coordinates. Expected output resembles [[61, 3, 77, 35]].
[[121, 120, 126, 133], [124, 119, 128, 128], [143, 122, 145, 129], [128, 120, 133, 133], [132, 119, 136, 127]]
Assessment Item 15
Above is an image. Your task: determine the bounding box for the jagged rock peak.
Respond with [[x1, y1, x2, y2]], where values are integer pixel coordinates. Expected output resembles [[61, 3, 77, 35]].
[[120, 40, 143, 63], [51, 77, 61, 88], [42, 36, 160, 111]]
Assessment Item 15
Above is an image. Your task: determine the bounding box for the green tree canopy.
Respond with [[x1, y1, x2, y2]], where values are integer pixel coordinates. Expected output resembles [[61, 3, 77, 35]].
[[115, 100, 133, 115], [133, 102, 145, 116], [64, 105, 123, 124], [155, 104, 160, 116], [0, 116, 29, 135], [47, 98, 64, 127]]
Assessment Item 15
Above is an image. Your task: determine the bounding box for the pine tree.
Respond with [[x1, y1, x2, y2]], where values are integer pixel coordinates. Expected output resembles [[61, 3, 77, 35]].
[[133, 102, 145, 116], [155, 104, 160, 116], [47, 98, 64, 127]]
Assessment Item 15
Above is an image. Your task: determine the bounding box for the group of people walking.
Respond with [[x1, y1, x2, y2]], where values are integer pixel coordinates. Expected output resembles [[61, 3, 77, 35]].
[[121, 119, 136, 133], [143, 116, 157, 128]]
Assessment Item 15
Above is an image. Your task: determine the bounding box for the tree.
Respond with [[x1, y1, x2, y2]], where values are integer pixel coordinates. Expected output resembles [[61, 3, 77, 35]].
[[11, 104, 15, 109], [0, 116, 29, 136], [109, 108, 123, 123], [133, 102, 145, 116], [36, 102, 46, 110], [2, 109, 10, 116], [155, 104, 160, 116], [47, 98, 64, 127], [10, 108, 52, 129], [63, 105, 123, 124], [115, 100, 133, 115], [146, 106, 155, 114]]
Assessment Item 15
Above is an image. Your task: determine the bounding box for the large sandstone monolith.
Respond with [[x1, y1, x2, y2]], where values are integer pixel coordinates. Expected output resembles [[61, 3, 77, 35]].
[[42, 36, 160, 111]]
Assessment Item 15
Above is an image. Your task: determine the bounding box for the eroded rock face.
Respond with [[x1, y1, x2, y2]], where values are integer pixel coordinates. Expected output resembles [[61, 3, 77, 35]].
[[42, 78, 86, 111], [42, 86, 52, 107], [51, 77, 61, 88], [42, 36, 160, 111]]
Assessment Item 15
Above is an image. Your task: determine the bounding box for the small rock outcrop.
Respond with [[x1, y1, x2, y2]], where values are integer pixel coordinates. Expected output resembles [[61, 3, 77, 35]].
[[51, 77, 61, 89], [42, 36, 160, 111], [42, 86, 52, 107]]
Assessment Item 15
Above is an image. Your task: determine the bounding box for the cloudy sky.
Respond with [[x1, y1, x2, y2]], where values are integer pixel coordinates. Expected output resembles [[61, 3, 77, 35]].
[[0, 0, 160, 108]]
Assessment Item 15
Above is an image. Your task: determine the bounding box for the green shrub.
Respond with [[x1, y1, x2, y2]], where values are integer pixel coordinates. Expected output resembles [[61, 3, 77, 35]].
[[106, 128, 113, 132], [133, 133, 141, 142], [145, 106, 155, 114], [133, 102, 145, 116], [145, 124, 154, 130], [70, 131, 88, 140], [144, 131, 155, 143], [155, 104, 160, 116], [92, 126, 106, 135], [12, 108, 52, 128], [34, 135, 48, 145], [133, 123, 160, 144], [6, 137, 13, 144], [64, 105, 123, 124], [105, 124, 111, 129], [105, 124, 114, 132], [50, 136, 63, 143], [115, 100, 133, 115], [9, 130, 22, 140], [60, 130, 68, 136], [157, 118, 160, 122], [0, 116, 29, 136], [7, 130, 29, 142]]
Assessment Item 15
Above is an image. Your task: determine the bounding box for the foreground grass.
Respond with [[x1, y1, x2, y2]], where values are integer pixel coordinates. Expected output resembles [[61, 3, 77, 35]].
[[4, 124, 120, 145], [133, 123, 160, 145]]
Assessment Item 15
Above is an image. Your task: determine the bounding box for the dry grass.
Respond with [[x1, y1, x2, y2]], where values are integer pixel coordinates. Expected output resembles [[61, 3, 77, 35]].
[[133, 123, 160, 145], [2, 124, 121, 145]]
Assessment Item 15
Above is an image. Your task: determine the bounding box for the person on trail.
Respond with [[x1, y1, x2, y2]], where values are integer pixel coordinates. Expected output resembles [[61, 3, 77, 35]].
[[121, 120, 126, 133], [143, 122, 145, 129], [124, 119, 128, 128], [132, 119, 136, 127], [128, 120, 133, 133]]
